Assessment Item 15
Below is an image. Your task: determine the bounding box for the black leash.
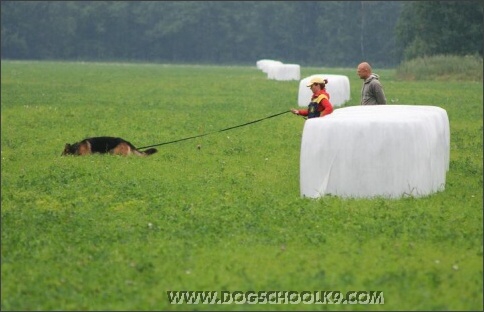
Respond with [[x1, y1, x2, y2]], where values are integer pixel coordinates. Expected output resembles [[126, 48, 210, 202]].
[[137, 110, 291, 150]]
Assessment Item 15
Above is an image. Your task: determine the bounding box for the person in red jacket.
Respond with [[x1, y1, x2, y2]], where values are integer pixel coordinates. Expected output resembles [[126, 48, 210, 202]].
[[291, 77, 333, 118]]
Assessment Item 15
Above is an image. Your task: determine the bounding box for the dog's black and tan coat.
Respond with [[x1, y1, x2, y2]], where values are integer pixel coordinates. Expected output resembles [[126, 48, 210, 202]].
[[62, 136, 157, 156]]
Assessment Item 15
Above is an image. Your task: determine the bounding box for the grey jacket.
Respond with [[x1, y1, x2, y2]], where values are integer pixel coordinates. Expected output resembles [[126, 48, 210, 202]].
[[360, 73, 387, 105]]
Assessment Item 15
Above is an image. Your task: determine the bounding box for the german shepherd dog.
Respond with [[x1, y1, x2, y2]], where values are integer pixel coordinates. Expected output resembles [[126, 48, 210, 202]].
[[62, 136, 157, 156]]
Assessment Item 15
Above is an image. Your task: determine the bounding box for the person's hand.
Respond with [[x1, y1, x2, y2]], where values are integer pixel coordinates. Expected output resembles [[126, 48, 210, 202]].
[[291, 109, 299, 115]]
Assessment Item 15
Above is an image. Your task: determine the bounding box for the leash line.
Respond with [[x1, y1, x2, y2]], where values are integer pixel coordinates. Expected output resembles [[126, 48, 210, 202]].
[[138, 110, 291, 150]]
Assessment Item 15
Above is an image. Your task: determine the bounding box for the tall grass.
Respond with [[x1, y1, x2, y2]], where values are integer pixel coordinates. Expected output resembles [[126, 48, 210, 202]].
[[396, 54, 483, 81], [1, 61, 482, 311]]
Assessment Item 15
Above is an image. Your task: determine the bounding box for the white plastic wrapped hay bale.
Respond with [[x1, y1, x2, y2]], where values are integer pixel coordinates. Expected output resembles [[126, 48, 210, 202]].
[[299, 105, 450, 199], [298, 74, 350, 107], [256, 59, 268, 70], [256, 60, 283, 74], [266, 62, 285, 80], [266, 63, 280, 80], [268, 63, 301, 81]]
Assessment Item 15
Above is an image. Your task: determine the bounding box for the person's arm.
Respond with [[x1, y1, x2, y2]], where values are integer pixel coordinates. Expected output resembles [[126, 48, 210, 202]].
[[371, 82, 387, 104], [320, 98, 333, 116], [291, 108, 308, 116]]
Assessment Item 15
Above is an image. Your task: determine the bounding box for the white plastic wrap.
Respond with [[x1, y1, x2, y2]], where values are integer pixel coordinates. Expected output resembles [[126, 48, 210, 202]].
[[267, 63, 300, 81], [256, 59, 283, 74], [300, 105, 450, 199], [298, 74, 350, 107]]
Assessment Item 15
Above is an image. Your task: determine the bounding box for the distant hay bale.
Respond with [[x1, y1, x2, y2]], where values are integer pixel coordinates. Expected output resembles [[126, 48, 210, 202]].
[[256, 59, 283, 74], [268, 63, 301, 81], [298, 74, 350, 107], [299, 105, 450, 199]]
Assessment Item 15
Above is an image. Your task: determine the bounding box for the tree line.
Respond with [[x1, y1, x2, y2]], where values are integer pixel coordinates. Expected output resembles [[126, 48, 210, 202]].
[[1, 1, 482, 68]]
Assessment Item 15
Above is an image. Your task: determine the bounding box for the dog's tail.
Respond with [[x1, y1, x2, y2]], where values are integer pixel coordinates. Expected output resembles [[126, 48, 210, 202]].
[[141, 148, 158, 156]]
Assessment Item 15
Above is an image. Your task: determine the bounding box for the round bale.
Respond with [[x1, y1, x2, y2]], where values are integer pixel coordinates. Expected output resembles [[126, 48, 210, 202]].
[[268, 63, 301, 81], [298, 74, 350, 107], [257, 59, 283, 74], [299, 105, 450, 199]]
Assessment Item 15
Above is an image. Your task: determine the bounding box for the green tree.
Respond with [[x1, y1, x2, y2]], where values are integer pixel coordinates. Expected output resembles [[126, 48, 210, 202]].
[[1, 1, 78, 59], [395, 1, 483, 60], [0, 1, 424, 67], [1, 1, 31, 58]]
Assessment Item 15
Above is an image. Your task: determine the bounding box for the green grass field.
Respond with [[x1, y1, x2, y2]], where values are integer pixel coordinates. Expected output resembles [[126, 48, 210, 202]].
[[1, 60, 482, 311]]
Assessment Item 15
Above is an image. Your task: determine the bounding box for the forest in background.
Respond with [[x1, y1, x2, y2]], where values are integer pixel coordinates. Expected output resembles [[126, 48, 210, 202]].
[[1, 1, 482, 68]]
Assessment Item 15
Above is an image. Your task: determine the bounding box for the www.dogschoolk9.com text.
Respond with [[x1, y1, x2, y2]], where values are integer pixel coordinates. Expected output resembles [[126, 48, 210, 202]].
[[167, 290, 384, 305]]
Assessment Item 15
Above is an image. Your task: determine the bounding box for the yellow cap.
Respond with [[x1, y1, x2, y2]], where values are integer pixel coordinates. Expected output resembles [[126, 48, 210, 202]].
[[306, 77, 327, 87]]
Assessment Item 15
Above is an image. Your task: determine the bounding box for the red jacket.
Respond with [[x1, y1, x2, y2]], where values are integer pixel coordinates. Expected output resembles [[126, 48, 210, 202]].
[[297, 89, 333, 117]]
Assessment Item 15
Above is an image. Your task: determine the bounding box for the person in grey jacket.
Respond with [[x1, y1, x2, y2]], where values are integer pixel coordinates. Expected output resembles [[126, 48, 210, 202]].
[[357, 62, 387, 105]]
